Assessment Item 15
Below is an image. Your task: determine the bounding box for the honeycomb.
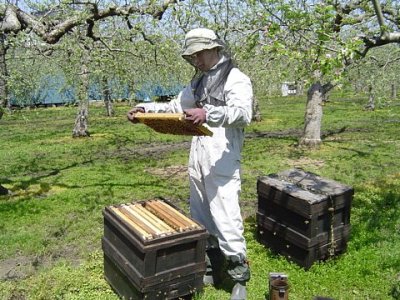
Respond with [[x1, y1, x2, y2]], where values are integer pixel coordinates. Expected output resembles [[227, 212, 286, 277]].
[[134, 112, 213, 136]]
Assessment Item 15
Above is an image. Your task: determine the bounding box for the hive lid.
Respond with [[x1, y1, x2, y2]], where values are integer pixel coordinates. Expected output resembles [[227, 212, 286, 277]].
[[275, 169, 353, 196], [134, 112, 213, 136], [258, 168, 353, 203]]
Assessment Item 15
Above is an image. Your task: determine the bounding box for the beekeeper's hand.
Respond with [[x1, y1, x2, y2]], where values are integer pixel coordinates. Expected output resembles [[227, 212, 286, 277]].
[[184, 108, 206, 125], [127, 107, 145, 124]]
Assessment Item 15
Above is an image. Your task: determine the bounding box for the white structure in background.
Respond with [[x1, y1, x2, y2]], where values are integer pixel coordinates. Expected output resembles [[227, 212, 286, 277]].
[[281, 82, 297, 96]]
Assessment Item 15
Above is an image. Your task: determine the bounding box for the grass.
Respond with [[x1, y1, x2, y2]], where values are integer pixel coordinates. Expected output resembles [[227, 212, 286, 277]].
[[0, 94, 399, 300]]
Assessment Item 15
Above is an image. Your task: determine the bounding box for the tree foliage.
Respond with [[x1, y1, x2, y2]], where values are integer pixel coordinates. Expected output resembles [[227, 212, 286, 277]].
[[242, 0, 400, 147]]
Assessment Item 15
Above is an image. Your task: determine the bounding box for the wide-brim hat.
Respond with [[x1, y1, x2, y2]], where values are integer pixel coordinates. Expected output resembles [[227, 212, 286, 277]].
[[182, 28, 224, 57]]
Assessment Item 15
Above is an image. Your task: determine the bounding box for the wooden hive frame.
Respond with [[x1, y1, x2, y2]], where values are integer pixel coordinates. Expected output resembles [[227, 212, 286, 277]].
[[134, 112, 213, 136], [109, 200, 202, 241]]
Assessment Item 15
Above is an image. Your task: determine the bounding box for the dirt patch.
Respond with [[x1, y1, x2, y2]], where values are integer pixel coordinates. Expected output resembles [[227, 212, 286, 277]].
[[241, 199, 258, 221], [145, 165, 188, 180], [0, 245, 82, 281], [287, 157, 325, 169], [0, 256, 35, 281]]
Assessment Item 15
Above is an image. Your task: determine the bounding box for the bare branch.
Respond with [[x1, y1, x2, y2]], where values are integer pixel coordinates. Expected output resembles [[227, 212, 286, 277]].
[[1, 1, 183, 44], [371, 0, 386, 35], [86, 19, 100, 41], [369, 54, 400, 69], [140, 31, 156, 45], [358, 32, 400, 57]]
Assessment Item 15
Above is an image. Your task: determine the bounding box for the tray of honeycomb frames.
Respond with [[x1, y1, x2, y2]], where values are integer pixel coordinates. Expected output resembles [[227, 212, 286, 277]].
[[134, 112, 213, 136]]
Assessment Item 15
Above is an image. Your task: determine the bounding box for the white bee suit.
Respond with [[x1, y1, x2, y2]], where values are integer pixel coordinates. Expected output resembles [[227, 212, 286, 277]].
[[137, 58, 253, 263]]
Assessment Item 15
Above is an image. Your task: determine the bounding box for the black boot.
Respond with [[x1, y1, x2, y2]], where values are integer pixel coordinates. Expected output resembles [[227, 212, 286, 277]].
[[203, 248, 226, 286], [203, 251, 214, 285]]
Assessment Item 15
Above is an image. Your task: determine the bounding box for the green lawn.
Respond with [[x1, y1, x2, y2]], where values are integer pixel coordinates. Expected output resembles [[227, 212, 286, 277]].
[[0, 95, 399, 300]]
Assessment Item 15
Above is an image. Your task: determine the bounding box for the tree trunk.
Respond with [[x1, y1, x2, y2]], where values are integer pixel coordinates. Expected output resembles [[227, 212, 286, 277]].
[[252, 96, 262, 122], [72, 106, 90, 137], [364, 85, 375, 111], [299, 82, 324, 148], [72, 51, 90, 137], [102, 77, 114, 117], [354, 69, 363, 94], [128, 80, 136, 106], [391, 84, 397, 99], [296, 80, 304, 96], [0, 33, 9, 119]]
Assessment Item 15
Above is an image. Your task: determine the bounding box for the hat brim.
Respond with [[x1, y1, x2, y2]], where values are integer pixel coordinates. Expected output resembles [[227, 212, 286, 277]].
[[182, 41, 223, 57]]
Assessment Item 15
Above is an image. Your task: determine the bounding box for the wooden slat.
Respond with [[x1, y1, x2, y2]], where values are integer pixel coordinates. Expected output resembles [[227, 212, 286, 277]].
[[135, 112, 186, 120], [109, 207, 152, 240], [148, 200, 188, 230], [156, 200, 200, 229], [152, 200, 197, 229], [130, 204, 167, 233], [122, 205, 164, 237], [153, 200, 194, 229], [125, 205, 164, 234], [132, 203, 175, 234], [118, 206, 157, 238], [145, 201, 187, 232]]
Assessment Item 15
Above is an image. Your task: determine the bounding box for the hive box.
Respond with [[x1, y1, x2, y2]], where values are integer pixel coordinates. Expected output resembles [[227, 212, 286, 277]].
[[102, 200, 209, 299], [257, 169, 353, 269]]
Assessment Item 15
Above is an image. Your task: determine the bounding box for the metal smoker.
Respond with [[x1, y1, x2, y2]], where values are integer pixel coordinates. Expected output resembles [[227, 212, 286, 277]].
[[269, 272, 289, 300]]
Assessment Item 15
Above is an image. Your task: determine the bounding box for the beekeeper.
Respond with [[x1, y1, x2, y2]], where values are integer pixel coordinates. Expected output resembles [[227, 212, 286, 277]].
[[127, 28, 253, 300]]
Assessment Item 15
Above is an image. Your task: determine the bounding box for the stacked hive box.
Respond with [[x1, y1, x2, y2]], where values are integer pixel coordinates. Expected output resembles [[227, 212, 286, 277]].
[[102, 199, 208, 299], [257, 169, 353, 269]]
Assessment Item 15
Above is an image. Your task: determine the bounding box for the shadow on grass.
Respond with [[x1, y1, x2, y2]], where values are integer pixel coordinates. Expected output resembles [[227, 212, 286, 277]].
[[0, 180, 172, 218], [1, 160, 84, 191], [350, 176, 400, 251]]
